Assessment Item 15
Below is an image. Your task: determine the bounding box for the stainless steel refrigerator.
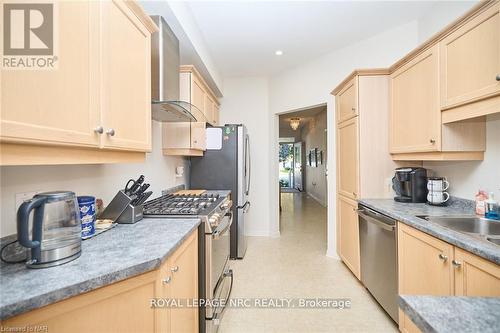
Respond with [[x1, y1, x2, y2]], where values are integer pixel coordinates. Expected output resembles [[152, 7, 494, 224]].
[[190, 124, 250, 259]]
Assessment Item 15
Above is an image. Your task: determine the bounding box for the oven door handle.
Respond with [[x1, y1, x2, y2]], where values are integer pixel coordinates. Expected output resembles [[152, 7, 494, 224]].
[[210, 269, 234, 325], [213, 212, 233, 240]]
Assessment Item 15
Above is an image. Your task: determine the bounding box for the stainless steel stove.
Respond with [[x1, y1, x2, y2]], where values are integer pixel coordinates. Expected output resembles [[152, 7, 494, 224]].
[[143, 191, 233, 333]]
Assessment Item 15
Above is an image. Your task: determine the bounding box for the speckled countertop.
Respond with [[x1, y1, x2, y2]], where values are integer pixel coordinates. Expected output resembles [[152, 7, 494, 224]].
[[358, 199, 500, 264], [399, 295, 500, 333], [0, 218, 201, 320]]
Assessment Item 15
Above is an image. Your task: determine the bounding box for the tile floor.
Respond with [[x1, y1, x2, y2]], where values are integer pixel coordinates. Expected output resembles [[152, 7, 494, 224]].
[[219, 192, 398, 332]]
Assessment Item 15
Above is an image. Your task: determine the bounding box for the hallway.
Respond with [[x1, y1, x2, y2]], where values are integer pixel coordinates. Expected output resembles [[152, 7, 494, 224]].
[[220, 192, 398, 332]]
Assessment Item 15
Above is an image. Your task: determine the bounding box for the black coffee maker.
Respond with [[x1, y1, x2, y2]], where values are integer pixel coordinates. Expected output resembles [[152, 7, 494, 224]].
[[392, 167, 428, 203]]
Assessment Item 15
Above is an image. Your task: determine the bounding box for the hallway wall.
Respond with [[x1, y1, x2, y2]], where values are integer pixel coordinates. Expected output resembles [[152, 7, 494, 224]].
[[301, 111, 327, 206]]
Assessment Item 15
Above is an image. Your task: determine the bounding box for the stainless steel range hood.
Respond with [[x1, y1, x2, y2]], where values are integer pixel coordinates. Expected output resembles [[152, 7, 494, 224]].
[[150, 15, 201, 122]]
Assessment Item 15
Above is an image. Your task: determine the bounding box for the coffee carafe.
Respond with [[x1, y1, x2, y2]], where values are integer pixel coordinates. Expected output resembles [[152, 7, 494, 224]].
[[17, 191, 82, 268], [392, 168, 428, 203]]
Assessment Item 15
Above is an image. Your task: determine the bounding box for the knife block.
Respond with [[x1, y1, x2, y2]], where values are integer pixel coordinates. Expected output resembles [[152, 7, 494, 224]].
[[116, 204, 144, 224]]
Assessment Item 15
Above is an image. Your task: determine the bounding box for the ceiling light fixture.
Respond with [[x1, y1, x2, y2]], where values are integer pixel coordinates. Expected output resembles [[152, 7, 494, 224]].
[[275, 50, 283, 56], [290, 118, 300, 130]]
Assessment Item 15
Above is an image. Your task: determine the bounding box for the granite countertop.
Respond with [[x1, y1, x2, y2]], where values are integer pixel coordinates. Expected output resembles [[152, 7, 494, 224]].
[[0, 218, 201, 320], [399, 295, 500, 333], [358, 198, 500, 265]]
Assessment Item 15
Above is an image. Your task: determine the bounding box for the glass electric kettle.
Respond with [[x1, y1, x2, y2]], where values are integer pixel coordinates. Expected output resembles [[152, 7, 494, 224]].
[[17, 191, 82, 268]]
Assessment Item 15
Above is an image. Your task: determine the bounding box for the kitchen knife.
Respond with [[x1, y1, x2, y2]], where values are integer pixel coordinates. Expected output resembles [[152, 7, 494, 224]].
[[134, 183, 150, 197], [135, 191, 153, 206], [128, 175, 144, 194]]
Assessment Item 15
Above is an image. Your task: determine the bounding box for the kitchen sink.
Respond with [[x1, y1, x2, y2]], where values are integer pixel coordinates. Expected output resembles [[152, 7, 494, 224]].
[[487, 238, 500, 246], [418, 215, 500, 236]]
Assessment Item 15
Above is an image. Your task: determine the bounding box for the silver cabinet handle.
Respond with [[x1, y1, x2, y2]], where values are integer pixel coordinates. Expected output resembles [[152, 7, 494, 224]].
[[106, 128, 115, 136], [430, 139, 436, 144], [438, 253, 448, 262], [162, 276, 172, 284], [351, 107, 356, 112], [94, 126, 104, 134], [452, 260, 462, 268], [171, 266, 179, 273], [496, 74, 500, 81]]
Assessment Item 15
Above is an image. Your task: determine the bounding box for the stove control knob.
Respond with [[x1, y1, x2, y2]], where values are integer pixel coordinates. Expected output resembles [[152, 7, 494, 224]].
[[209, 216, 219, 225]]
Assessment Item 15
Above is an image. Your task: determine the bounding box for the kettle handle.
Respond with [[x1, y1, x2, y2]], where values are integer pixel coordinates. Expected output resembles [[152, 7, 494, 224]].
[[17, 196, 47, 249]]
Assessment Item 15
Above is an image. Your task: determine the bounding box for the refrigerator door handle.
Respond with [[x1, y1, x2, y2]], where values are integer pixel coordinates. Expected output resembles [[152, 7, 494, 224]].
[[237, 201, 250, 212], [245, 135, 251, 195]]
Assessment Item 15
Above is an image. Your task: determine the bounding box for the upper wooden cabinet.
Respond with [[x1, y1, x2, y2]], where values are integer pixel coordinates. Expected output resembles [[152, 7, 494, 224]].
[[179, 65, 220, 126], [0, 0, 158, 165], [440, 2, 500, 122], [336, 77, 358, 123], [162, 122, 206, 156], [337, 117, 359, 200], [391, 46, 441, 154]]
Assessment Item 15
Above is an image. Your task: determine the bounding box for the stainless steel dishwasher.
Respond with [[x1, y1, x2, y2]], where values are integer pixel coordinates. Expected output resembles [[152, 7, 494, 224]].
[[358, 204, 398, 324]]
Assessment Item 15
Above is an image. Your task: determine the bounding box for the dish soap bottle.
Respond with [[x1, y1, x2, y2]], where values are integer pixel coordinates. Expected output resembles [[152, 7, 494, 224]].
[[485, 192, 499, 220]]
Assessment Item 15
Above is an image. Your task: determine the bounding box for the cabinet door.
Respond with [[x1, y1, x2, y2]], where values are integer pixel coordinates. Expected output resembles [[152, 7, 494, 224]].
[[191, 75, 206, 120], [190, 122, 206, 150], [213, 105, 220, 126], [336, 78, 358, 123], [337, 117, 359, 200], [337, 195, 360, 279], [454, 247, 500, 296], [440, 3, 500, 109], [398, 223, 454, 332], [390, 45, 440, 153], [204, 94, 215, 125], [0, 1, 100, 148], [100, 0, 152, 151], [169, 231, 198, 333]]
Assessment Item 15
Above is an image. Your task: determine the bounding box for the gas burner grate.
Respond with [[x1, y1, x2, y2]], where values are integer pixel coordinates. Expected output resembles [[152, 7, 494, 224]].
[[143, 193, 221, 216]]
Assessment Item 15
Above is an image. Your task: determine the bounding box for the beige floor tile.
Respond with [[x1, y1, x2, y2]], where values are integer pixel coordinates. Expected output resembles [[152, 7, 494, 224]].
[[219, 193, 398, 333]]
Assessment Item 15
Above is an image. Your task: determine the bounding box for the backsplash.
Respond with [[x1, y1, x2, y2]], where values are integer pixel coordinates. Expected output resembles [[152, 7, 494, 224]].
[[424, 114, 500, 200], [0, 121, 189, 238]]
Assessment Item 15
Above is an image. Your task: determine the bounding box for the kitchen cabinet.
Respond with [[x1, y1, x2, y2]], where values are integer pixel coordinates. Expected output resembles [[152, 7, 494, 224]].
[[179, 65, 220, 125], [0, 0, 157, 165], [390, 45, 486, 161], [337, 195, 360, 279], [162, 122, 206, 156], [440, 2, 500, 123], [397, 223, 500, 332], [454, 247, 500, 296], [337, 117, 359, 200], [2, 231, 198, 333], [336, 77, 358, 123]]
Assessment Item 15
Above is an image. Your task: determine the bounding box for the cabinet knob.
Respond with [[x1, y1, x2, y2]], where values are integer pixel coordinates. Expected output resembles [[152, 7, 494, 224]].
[[496, 74, 500, 81], [106, 128, 115, 136], [351, 107, 356, 112], [438, 253, 448, 262], [452, 260, 462, 268], [162, 276, 172, 284], [171, 266, 179, 273], [352, 192, 357, 197], [94, 126, 104, 134], [429, 139, 436, 144]]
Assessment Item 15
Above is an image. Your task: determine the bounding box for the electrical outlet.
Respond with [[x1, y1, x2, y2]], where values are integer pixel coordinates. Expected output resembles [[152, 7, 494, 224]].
[[15, 191, 40, 211]]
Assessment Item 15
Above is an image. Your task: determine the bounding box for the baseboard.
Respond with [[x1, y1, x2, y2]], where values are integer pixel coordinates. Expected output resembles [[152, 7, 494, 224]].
[[306, 192, 327, 207], [326, 247, 340, 260], [269, 230, 281, 238]]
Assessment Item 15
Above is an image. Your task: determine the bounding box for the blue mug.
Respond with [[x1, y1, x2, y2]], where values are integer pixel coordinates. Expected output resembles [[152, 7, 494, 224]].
[[77, 196, 96, 239]]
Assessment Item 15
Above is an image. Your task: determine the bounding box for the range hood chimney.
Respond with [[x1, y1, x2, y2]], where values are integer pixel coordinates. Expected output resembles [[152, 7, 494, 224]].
[[150, 15, 200, 122]]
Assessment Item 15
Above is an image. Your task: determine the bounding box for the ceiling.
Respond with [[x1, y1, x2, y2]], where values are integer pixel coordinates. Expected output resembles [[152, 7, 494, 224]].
[[279, 105, 326, 131], [186, 1, 455, 77]]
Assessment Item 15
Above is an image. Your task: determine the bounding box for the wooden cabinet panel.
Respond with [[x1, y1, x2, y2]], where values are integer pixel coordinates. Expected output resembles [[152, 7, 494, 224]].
[[398, 223, 454, 296], [169, 232, 199, 333], [213, 105, 220, 126], [337, 117, 359, 200], [440, 3, 500, 109], [191, 75, 206, 119], [338, 195, 360, 279], [336, 78, 358, 123], [0, 1, 100, 148], [390, 45, 440, 153], [162, 122, 206, 155], [190, 122, 206, 150], [454, 247, 500, 296], [100, 0, 152, 151]]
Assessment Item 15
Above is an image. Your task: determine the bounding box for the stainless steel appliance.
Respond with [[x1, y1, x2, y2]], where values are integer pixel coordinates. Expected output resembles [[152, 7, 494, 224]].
[[17, 191, 82, 268], [392, 167, 428, 203], [358, 205, 398, 323], [190, 125, 251, 259], [143, 192, 233, 333], [149, 15, 200, 122]]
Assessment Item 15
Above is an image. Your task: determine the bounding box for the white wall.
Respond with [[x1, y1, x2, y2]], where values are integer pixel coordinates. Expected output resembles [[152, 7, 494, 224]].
[[0, 121, 188, 237], [424, 114, 500, 200], [267, 21, 420, 256], [301, 111, 327, 206], [417, 1, 478, 43], [219, 77, 271, 236]]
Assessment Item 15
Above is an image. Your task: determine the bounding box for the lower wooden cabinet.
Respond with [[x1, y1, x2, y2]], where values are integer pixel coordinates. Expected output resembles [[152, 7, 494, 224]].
[[398, 223, 500, 332], [337, 195, 360, 279], [2, 231, 198, 333]]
